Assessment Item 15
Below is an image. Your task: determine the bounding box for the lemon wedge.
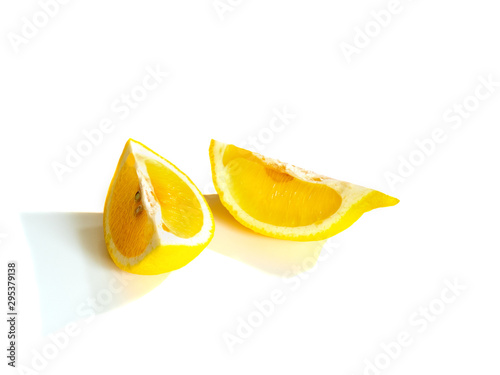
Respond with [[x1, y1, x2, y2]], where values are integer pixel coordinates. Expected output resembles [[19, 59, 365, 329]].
[[103, 139, 214, 275], [209, 140, 398, 241]]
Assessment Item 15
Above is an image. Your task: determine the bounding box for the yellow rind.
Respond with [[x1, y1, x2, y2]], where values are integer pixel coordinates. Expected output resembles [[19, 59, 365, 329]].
[[105, 242, 211, 275]]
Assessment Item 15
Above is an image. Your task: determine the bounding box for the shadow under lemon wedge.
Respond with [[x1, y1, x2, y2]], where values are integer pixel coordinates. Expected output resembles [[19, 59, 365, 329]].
[[209, 139, 399, 241], [103, 139, 214, 275]]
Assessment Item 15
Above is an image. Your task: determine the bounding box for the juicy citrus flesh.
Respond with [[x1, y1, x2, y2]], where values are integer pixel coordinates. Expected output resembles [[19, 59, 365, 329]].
[[109, 152, 156, 258], [222, 145, 342, 227], [210, 140, 399, 241], [104, 139, 214, 275], [145, 159, 204, 239]]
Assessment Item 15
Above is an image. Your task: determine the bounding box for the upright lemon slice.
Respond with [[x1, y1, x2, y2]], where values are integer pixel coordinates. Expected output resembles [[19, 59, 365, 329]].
[[209, 140, 399, 241], [103, 139, 214, 275]]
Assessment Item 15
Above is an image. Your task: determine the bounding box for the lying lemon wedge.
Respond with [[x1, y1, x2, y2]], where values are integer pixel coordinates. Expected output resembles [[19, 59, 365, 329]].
[[103, 139, 214, 275], [209, 140, 398, 241]]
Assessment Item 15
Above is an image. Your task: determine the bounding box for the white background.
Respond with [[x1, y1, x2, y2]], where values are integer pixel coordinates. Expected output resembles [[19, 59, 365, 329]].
[[1, 0, 500, 374]]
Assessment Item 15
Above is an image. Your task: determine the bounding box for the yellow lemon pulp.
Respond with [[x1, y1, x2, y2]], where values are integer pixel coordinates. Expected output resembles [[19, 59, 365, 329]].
[[104, 139, 214, 275], [145, 159, 204, 239], [222, 145, 343, 227], [210, 140, 399, 241]]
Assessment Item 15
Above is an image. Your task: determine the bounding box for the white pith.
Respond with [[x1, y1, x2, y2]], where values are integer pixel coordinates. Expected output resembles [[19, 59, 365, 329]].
[[104, 140, 213, 267], [211, 140, 374, 237]]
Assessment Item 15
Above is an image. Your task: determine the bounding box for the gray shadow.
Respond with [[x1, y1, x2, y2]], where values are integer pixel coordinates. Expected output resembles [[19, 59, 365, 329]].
[[205, 195, 326, 277], [21, 212, 168, 335]]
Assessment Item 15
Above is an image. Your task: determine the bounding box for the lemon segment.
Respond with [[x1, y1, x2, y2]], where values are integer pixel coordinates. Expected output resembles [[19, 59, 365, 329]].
[[145, 159, 204, 239], [103, 139, 214, 275], [210, 140, 398, 241]]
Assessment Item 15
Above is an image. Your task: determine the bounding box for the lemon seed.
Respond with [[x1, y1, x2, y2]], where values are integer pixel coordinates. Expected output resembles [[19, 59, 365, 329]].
[[135, 205, 143, 216]]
